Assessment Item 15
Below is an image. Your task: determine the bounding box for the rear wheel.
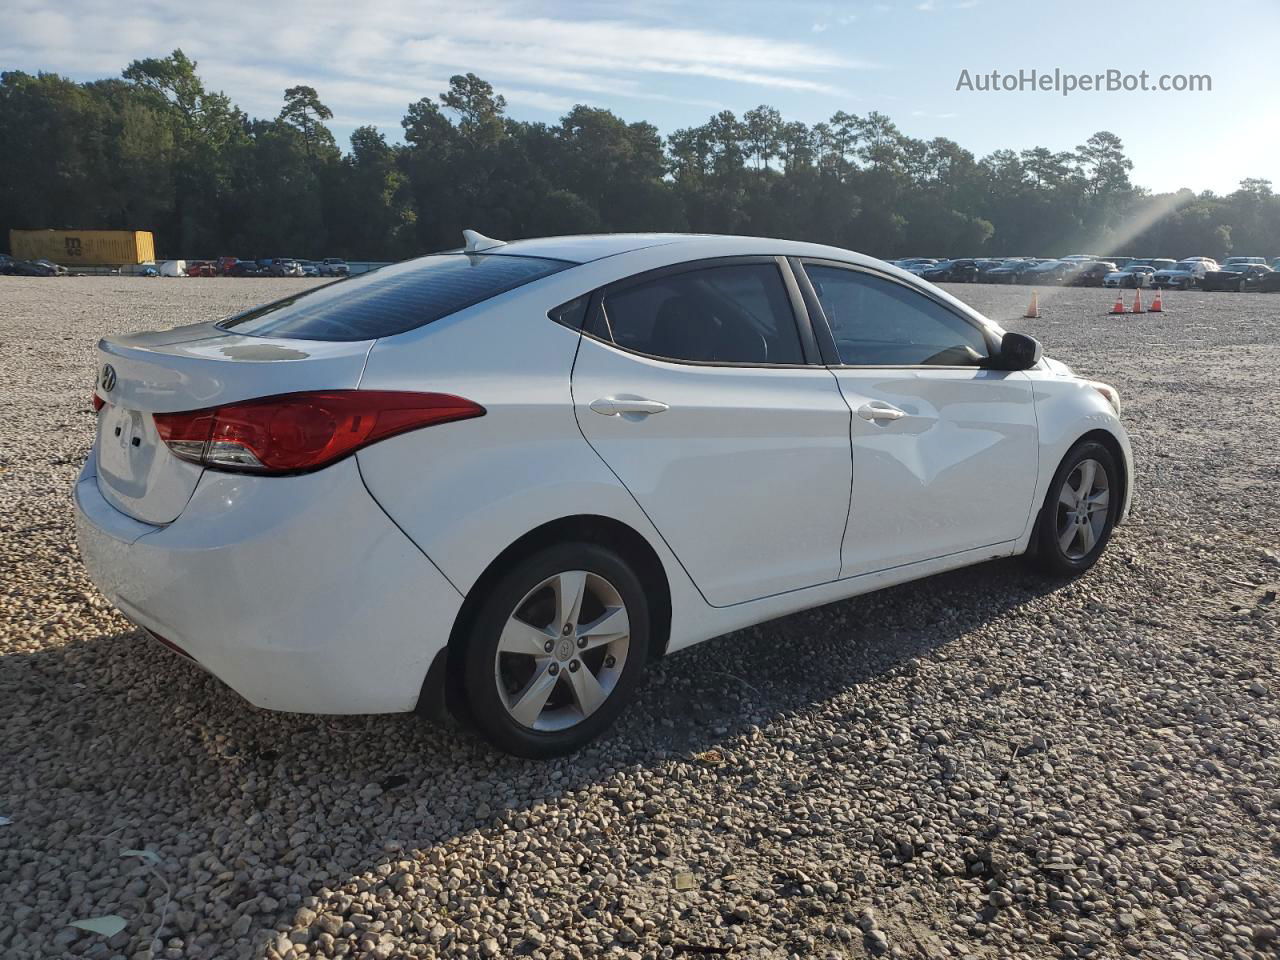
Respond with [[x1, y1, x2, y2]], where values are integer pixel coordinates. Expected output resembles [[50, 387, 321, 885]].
[[463, 543, 649, 757], [1029, 440, 1120, 576]]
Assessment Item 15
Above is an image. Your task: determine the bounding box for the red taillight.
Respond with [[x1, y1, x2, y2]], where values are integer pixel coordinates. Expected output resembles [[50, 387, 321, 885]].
[[153, 391, 485, 474], [92, 393, 105, 412]]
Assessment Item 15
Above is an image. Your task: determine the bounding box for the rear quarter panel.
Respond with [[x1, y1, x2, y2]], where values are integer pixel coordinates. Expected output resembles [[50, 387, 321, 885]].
[[353, 285, 710, 648]]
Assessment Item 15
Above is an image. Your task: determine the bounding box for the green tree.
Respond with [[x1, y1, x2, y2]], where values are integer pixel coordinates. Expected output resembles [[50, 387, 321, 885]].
[[440, 73, 506, 149], [122, 49, 241, 252], [5, 61, 1279, 266], [278, 85, 336, 161]]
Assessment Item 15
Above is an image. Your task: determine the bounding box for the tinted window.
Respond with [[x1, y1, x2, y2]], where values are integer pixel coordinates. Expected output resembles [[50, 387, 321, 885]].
[[598, 263, 803, 364], [221, 253, 569, 341], [805, 265, 991, 366], [549, 294, 590, 330]]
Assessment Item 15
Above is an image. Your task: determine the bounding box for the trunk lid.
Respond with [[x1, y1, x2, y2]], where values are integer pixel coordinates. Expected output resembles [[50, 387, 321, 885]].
[[93, 323, 372, 524]]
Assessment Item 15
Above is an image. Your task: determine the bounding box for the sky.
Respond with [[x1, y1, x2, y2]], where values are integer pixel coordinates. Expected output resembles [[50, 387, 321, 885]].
[[4, 0, 1278, 195]]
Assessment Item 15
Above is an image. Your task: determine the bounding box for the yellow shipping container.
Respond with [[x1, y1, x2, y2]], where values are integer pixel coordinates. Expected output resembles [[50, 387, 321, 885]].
[[9, 229, 156, 266]]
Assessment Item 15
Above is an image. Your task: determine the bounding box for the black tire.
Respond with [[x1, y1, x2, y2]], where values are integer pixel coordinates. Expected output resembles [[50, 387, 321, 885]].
[[462, 543, 650, 758], [1028, 440, 1121, 576]]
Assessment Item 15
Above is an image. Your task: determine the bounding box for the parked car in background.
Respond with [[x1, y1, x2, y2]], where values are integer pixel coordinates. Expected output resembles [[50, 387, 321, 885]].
[[1067, 261, 1117, 287], [1061, 254, 1101, 263], [321, 257, 350, 277], [186, 260, 217, 277], [1222, 257, 1266, 268], [901, 259, 941, 276], [259, 258, 304, 277], [6, 257, 68, 276], [75, 230, 1133, 756], [1260, 270, 1280, 293], [983, 259, 1047, 284], [921, 259, 980, 283], [295, 260, 321, 278], [1237, 265, 1272, 292], [228, 260, 267, 277], [1025, 260, 1073, 284], [1201, 263, 1273, 292], [1108, 257, 1135, 269], [973, 259, 1008, 280], [216, 256, 240, 275], [1271, 257, 1280, 271], [1103, 264, 1155, 288], [1153, 258, 1217, 289], [1131, 258, 1176, 273]]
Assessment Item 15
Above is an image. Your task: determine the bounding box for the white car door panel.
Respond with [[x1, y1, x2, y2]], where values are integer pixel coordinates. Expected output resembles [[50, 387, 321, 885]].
[[571, 259, 852, 607], [798, 260, 1040, 577], [832, 368, 1038, 575], [573, 339, 851, 607]]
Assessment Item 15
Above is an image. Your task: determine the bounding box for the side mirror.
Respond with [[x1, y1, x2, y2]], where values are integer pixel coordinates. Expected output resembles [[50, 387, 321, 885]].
[[986, 332, 1042, 371]]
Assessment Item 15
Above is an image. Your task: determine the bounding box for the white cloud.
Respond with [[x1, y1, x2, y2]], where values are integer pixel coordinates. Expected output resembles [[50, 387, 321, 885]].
[[1, 0, 866, 135]]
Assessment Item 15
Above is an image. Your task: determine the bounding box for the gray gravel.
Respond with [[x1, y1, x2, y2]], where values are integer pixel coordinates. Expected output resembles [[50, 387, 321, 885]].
[[1, 276, 1278, 960]]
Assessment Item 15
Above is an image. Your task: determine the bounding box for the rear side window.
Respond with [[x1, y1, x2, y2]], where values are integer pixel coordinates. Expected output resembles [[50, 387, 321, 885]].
[[220, 254, 570, 341], [596, 263, 804, 365], [805, 265, 991, 366]]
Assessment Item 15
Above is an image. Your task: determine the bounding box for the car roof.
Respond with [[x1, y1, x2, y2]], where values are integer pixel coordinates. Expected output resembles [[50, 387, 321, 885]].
[[479, 232, 898, 268], [486, 233, 699, 263]]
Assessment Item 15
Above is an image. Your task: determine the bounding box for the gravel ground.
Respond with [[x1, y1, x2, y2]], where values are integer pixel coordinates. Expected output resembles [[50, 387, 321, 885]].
[[1, 276, 1278, 960]]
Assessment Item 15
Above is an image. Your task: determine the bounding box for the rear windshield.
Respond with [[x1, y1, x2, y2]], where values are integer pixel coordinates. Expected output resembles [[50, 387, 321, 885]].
[[219, 253, 571, 341]]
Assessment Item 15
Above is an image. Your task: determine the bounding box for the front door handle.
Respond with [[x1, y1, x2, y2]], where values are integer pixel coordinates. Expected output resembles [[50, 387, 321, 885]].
[[857, 401, 906, 422], [590, 397, 670, 417]]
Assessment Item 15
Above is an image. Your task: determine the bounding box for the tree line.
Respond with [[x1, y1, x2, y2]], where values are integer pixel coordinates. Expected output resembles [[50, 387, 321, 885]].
[[2, 50, 1278, 262]]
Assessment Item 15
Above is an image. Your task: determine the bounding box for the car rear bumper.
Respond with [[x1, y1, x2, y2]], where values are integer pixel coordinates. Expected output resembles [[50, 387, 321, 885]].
[[74, 452, 463, 714]]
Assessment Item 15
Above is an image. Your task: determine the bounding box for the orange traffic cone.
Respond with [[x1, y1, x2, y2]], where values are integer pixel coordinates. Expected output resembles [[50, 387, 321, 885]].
[[1148, 287, 1163, 312], [1130, 288, 1144, 313], [1110, 291, 1126, 314], [1024, 290, 1039, 319]]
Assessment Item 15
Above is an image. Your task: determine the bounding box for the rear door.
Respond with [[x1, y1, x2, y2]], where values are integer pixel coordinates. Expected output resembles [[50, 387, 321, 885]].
[[797, 260, 1039, 576], [571, 257, 851, 607]]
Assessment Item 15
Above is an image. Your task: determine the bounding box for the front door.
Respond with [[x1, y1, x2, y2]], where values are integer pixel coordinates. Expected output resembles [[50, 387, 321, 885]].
[[799, 261, 1039, 576]]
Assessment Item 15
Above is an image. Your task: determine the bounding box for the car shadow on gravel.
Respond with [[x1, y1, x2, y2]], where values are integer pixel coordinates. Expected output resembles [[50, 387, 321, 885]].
[[1, 557, 1067, 878], [630, 556, 1066, 756]]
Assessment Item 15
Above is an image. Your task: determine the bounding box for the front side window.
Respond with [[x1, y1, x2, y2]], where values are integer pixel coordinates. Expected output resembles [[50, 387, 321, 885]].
[[596, 262, 804, 365], [805, 264, 991, 366], [220, 253, 570, 341]]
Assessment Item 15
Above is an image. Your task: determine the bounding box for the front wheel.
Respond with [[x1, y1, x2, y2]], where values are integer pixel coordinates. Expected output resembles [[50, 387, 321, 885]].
[[462, 543, 649, 757], [1028, 440, 1121, 576]]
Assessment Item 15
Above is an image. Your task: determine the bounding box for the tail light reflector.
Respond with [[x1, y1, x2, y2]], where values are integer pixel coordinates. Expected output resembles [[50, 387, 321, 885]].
[[92, 393, 106, 412], [153, 390, 484, 474]]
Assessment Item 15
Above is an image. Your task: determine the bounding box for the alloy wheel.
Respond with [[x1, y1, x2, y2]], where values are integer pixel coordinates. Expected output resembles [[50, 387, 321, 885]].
[[493, 570, 631, 731], [1055, 458, 1110, 560]]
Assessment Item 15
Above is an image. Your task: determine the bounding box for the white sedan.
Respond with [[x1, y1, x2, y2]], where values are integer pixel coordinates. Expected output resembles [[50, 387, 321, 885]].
[[76, 232, 1133, 757]]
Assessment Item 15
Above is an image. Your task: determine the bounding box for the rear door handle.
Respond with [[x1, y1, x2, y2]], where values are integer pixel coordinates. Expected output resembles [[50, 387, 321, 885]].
[[857, 401, 906, 422], [590, 397, 670, 417]]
